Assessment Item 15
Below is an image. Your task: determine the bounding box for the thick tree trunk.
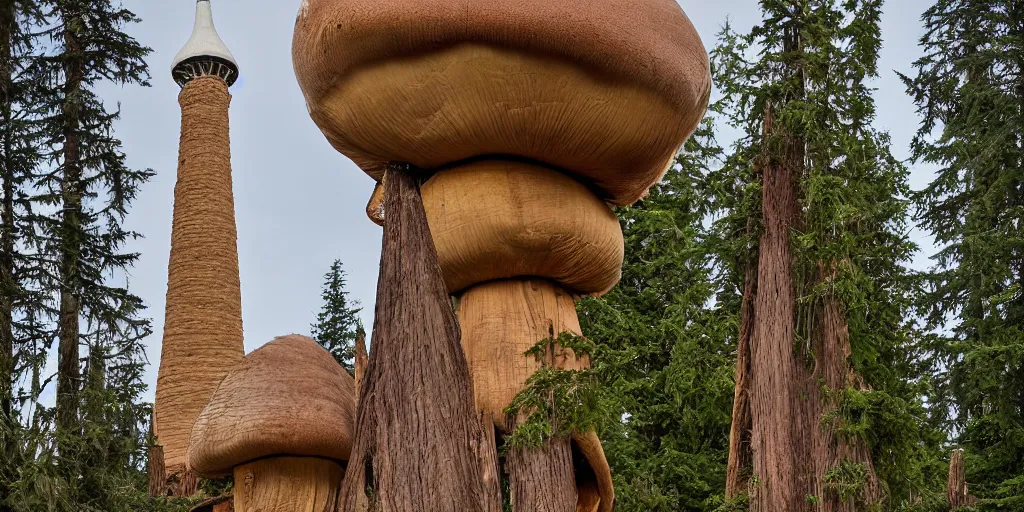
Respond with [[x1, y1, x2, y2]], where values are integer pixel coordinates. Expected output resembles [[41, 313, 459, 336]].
[[809, 292, 881, 510], [746, 106, 813, 512], [155, 77, 245, 494], [338, 164, 499, 512], [56, 6, 85, 448], [148, 444, 167, 497], [506, 436, 577, 512], [725, 262, 756, 498]]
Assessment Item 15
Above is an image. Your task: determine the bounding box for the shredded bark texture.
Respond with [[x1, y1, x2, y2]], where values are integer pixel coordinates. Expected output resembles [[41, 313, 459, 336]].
[[338, 164, 499, 512], [506, 435, 577, 512]]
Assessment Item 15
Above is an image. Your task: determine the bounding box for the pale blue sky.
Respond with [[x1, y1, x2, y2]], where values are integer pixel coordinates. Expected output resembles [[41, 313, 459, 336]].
[[76, 0, 938, 405]]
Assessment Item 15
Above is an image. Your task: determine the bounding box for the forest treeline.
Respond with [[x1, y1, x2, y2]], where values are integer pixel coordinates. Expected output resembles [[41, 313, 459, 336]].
[[1, 1, 1023, 512]]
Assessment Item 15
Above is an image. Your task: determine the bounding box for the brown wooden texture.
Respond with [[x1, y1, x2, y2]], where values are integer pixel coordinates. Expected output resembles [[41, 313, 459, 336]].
[[457, 279, 589, 430], [746, 106, 812, 512], [233, 457, 341, 512], [808, 292, 880, 510], [338, 165, 499, 512], [458, 279, 614, 512], [507, 436, 577, 512], [572, 431, 614, 512], [148, 444, 167, 496], [947, 449, 976, 510], [354, 329, 367, 406], [155, 76, 245, 479], [725, 262, 756, 499]]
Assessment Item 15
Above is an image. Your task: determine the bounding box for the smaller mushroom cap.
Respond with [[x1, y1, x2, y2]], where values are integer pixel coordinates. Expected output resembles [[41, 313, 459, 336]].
[[187, 335, 355, 476]]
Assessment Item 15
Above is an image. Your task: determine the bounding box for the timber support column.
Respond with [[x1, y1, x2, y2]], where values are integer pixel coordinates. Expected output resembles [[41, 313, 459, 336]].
[[154, 0, 243, 497]]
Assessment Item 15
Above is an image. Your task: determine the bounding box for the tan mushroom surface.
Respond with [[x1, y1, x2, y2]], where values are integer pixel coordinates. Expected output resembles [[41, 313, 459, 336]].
[[188, 334, 354, 511], [293, 0, 710, 205], [293, 1, 711, 510], [423, 161, 624, 296]]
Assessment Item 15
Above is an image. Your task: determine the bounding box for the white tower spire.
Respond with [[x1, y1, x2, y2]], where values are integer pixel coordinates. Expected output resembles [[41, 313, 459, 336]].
[[172, 0, 239, 87]]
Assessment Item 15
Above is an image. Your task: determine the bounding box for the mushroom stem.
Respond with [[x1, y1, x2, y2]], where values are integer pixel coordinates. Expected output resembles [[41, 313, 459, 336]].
[[458, 278, 610, 512], [233, 457, 342, 512]]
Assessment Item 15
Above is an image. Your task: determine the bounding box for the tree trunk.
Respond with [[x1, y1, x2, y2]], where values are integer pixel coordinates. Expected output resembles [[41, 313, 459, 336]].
[[338, 164, 499, 512], [0, 4, 17, 510], [506, 436, 577, 512], [56, 4, 85, 450], [148, 444, 167, 497], [947, 449, 975, 510], [809, 291, 881, 510], [725, 262, 756, 499], [745, 104, 813, 512], [354, 328, 367, 406]]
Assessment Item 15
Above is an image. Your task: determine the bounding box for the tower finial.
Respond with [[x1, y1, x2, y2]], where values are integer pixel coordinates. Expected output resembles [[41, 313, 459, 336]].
[[172, 0, 239, 87]]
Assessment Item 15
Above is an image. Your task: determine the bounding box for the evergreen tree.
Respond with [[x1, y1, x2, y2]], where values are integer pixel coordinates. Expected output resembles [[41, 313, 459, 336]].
[[711, 1, 944, 510], [311, 259, 362, 373], [0, 1, 48, 509], [16, 0, 153, 508], [902, 0, 1024, 507], [578, 122, 737, 512]]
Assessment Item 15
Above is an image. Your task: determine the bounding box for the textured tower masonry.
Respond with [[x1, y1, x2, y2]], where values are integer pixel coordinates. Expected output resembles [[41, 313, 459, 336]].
[[153, 0, 243, 496]]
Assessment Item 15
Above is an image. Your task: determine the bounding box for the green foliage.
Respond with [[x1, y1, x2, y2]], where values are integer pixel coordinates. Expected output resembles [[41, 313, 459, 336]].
[[311, 259, 363, 372], [902, 0, 1024, 508], [503, 332, 601, 451], [578, 122, 736, 511]]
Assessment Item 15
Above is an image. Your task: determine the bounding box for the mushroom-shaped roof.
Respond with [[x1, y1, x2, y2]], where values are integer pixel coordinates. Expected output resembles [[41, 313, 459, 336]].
[[187, 335, 355, 476], [172, 1, 239, 87], [292, 0, 711, 206]]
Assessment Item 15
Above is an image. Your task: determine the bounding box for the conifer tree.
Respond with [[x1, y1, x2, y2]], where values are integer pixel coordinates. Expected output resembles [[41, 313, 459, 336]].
[[311, 259, 362, 372], [0, 1, 48, 508], [711, 1, 943, 510], [26, 0, 152, 507], [578, 123, 737, 512], [903, 0, 1024, 507]]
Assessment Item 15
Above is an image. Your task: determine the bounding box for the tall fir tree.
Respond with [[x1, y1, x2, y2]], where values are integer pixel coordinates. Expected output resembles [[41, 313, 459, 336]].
[[20, 0, 152, 508], [711, 1, 944, 510], [311, 259, 362, 373], [902, 0, 1024, 507], [0, 0, 45, 508], [578, 122, 737, 512]]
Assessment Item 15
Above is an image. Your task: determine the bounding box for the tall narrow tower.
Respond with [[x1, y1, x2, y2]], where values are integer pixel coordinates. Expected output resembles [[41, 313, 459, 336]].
[[154, 0, 244, 495]]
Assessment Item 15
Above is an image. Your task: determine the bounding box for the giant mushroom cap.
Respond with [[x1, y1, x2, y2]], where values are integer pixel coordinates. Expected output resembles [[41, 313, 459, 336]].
[[187, 335, 356, 476], [293, 0, 711, 206]]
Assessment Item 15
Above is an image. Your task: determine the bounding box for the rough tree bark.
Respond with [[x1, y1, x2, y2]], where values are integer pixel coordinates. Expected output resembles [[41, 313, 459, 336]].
[[56, 5, 85, 444], [506, 437, 576, 512], [947, 449, 975, 510], [148, 444, 166, 497], [743, 105, 814, 512], [725, 262, 757, 499], [338, 164, 500, 512], [354, 328, 367, 406], [808, 290, 881, 511]]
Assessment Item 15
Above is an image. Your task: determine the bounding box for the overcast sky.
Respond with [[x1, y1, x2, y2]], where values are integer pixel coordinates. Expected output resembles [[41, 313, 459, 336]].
[[80, 0, 938, 405]]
